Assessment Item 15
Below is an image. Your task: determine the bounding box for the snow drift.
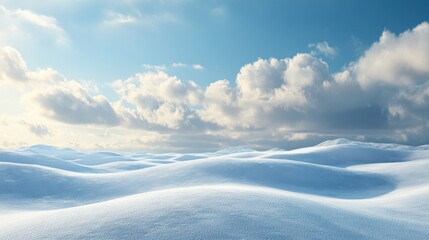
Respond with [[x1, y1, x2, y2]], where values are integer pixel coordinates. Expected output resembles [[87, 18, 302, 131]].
[[0, 140, 428, 239]]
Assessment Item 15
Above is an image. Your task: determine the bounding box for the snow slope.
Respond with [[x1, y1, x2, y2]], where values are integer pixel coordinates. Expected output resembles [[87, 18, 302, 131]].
[[0, 139, 428, 239]]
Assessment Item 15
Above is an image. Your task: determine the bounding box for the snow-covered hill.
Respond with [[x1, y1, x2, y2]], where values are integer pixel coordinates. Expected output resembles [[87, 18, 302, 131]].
[[0, 140, 428, 239]]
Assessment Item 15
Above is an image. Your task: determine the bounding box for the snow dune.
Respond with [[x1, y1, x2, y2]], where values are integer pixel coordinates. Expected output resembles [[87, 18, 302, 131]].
[[0, 139, 428, 239]]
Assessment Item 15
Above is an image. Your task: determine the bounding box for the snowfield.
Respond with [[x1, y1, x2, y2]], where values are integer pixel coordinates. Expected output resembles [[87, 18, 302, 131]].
[[0, 139, 428, 239]]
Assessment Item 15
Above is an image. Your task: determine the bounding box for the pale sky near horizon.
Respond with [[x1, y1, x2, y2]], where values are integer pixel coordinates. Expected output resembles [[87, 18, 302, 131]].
[[1, 0, 429, 152]]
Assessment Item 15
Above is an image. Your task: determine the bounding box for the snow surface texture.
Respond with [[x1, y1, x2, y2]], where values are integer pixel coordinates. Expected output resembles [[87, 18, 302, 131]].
[[0, 139, 428, 239]]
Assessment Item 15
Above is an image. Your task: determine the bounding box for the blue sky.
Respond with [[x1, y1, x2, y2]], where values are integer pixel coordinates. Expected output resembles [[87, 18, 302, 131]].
[[1, 0, 429, 151], [5, 0, 429, 88]]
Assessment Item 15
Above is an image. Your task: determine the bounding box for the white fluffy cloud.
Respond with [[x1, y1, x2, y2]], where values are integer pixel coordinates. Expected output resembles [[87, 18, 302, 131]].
[[199, 22, 429, 145], [0, 46, 63, 85], [113, 71, 203, 129], [0, 46, 119, 126], [2, 21, 429, 150], [345, 22, 429, 142], [31, 82, 120, 126], [354, 22, 429, 88], [201, 54, 332, 130], [200, 80, 240, 128], [0, 46, 28, 83]]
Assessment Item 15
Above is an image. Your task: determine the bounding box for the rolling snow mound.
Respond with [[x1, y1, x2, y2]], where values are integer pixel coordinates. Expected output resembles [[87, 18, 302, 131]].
[[0, 139, 428, 239]]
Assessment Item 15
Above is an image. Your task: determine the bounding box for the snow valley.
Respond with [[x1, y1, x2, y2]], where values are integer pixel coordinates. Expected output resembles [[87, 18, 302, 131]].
[[0, 139, 428, 239]]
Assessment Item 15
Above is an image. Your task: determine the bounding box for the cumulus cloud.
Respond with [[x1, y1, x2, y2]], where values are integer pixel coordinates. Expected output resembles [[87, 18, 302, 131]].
[[199, 80, 240, 128], [30, 81, 120, 126], [203, 52, 387, 133], [354, 22, 429, 88], [342, 22, 429, 143], [0, 46, 119, 126], [113, 71, 203, 129], [0, 46, 64, 84], [0, 46, 28, 83], [201, 54, 333, 130], [198, 22, 429, 145], [3, 21, 429, 150]]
